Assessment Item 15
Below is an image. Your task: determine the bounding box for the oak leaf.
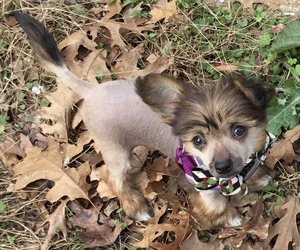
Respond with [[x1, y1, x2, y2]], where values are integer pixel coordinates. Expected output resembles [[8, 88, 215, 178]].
[[39, 199, 68, 250], [40, 81, 79, 141], [266, 124, 300, 169], [180, 230, 225, 250], [130, 203, 192, 249], [102, 0, 122, 21], [11, 137, 91, 203], [90, 165, 116, 199], [219, 200, 270, 248], [114, 53, 173, 80], [58, 26, 111, 83], [147, 0, 179, 24], [263, 196, 300, 250], [68, 201, 122, 247]]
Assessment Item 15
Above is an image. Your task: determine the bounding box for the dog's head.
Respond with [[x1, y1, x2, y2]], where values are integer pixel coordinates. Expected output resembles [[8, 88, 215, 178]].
[[136, 73, 275, 178]]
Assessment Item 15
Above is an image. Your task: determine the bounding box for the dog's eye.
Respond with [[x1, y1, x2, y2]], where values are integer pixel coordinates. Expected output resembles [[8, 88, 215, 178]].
[[233, 125, 246, 138], [192, 135, 206, 147]]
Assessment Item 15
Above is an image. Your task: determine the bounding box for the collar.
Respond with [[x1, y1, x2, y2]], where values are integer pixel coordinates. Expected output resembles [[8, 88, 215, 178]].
[[175, 132, 274, 196]]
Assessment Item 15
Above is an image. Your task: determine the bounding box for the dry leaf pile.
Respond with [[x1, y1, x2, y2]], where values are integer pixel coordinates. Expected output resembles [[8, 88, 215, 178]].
[[1, 1, 300, 249]]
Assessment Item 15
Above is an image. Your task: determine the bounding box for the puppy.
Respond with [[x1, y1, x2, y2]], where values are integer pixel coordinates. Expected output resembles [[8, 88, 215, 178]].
[[12, 12, 275, 228]]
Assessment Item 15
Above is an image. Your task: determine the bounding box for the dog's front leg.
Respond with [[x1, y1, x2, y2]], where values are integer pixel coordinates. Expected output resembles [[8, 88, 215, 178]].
[[101, 145, 154, 221], [190, 190, 243, 228]]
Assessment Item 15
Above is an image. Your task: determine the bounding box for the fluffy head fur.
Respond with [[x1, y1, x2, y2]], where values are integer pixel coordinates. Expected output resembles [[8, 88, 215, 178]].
[[136, 74, 275, 178]]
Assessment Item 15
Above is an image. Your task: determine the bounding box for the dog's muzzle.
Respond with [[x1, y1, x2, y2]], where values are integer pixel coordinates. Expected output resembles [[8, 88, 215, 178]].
[[175, 132, 274, 196]]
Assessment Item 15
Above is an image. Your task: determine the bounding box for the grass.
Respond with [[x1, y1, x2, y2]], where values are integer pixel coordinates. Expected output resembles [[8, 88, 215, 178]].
[[0, 0, 299, 249]]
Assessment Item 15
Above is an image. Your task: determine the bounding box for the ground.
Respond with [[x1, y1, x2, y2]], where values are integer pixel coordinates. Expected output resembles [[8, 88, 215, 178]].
[[0, 0, 300, 250]]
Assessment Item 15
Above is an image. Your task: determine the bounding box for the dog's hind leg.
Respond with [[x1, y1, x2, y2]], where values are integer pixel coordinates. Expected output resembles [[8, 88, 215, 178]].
[[99, 143, 154, 221]]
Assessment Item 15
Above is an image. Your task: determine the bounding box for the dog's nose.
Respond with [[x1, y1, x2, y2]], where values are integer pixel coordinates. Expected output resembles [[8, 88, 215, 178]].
[[215, 159, 233, 174]]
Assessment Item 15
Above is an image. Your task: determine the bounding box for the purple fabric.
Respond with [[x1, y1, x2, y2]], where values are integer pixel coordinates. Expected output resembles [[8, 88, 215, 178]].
[[175, 141, 196, 177]]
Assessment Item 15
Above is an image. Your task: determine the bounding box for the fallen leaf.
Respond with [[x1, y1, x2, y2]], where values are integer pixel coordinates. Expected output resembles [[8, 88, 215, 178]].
[[90, 165, 116, 199], [130, 203, 192, 249], [266, 124, 300, 169], [112, 43, 144, 78], [8, 57, 38, 85], [40, 81, 80, 141], [180, 230, 224, 250], [68, 201, 122, 247], [115, 54, 173, 80], [220, 200, 270, 248], [39, 199, 68, 250], [11, 137, 91, 203], [263, 196, 300, 250], [214, 64, 239, 72], [272, 24, 285, 34], [147, 0, 179, 24], [7, 15, 19, 26], [0, 141, 26, 158], [103, 200, 119, 217], [0, 145, 20, 171], [102, 0, 123, 21], [131, 146, 149, 168], [123, 2, 148, 26], [58, 26, 111, 83]]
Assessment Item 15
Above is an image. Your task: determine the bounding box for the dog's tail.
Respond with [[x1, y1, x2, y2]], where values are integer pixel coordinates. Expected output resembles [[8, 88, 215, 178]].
[[11, 11, 93, 97]]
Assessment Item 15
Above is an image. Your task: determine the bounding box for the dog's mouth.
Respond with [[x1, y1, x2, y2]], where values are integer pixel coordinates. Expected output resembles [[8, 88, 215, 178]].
[[213, 171, 241, 179]]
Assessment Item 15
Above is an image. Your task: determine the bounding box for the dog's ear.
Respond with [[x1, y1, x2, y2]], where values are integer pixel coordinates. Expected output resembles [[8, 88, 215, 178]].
[[135, 74, 189, 124], [221, 74, 275, 108]]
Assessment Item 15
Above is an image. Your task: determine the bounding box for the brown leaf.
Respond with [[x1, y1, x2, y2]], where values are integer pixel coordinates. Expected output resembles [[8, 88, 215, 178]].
[[77, 49, 111, 84], [102, 0, 123, 21], [214, 64, 239, 72], [0, 141, 26, 158], [130, 203, 192, 249], [11, 137, 91, 203], [40, 81, 79, 141], [213, 200, 270, 248], [115, 53, 173, 80], [39, 199, 68, 250], [68, 201, 122, 247], [266, 124, 300, 169], [8, 57, 38, 85], [0, 145, 20, 171], [180, 230, 225, 250], [123, 2, 148, 26], [7, 15, 19, 26], [272, 24, 285, 34], [147, 0, 179, 24], [58, 21, 154, 83], [113, 43, 144, 77], [145, 157, 169, 182], [90, 165, 116, 199], [263, 196, 300, 250], [96, 21, 133, 49]]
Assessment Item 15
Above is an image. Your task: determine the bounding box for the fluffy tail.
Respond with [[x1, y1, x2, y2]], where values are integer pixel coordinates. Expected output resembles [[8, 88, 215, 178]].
[[11, 11, 93, 97]]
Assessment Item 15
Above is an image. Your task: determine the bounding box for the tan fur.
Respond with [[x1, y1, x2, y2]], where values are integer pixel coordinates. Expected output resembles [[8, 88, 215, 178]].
[[13, 12, 275, 228]]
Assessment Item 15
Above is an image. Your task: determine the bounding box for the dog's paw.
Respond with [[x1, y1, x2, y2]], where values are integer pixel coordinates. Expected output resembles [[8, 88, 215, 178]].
[[213, 206, 243, 228], [257, 174, 272, 188], [122, 197, 154, 221], [189, 191, 244, 228], [226, 212, 243, 227]]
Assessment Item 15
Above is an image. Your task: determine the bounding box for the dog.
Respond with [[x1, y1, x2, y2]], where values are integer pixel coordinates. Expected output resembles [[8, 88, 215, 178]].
[[12, 12, 275, 228]]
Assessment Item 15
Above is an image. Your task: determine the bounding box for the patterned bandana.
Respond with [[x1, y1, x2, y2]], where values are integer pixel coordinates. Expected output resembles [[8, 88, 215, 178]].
[[175, 132, 274, 196]]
